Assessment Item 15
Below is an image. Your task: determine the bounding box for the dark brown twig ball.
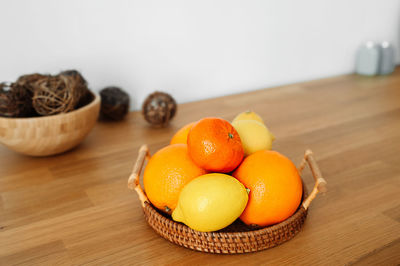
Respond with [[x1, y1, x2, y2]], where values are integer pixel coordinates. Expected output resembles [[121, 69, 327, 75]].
[[100, 87, 130, 121], [60, 70, 88, 92], [60, 69, 91, 108], [0, 82, 35, 117], [142, 91, 177, 127]]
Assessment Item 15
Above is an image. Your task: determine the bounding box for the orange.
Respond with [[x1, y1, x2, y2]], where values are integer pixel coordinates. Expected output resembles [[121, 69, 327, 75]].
[[187, 117, 244, 173], [143, 144, 207, 214], [170, 122, 196, 145], [232, 150, 303, 226]]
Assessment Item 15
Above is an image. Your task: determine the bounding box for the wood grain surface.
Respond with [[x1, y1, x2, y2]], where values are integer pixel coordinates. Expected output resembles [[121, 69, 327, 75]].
[[1, 69, 400, 265]]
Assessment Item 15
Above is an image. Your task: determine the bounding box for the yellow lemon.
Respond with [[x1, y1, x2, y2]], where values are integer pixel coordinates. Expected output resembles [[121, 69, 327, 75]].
[[172, 173, 248, 232], [232, 111, 264, 124], [232, 120, 275, 156]]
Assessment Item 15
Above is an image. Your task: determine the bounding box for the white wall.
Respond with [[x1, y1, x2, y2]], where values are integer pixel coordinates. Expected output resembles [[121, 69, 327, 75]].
[[1, 0, 399, 110]]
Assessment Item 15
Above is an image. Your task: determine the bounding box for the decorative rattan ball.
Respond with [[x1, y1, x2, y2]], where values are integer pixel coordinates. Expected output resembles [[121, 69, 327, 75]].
[[0, 82, 35, 117], [99, 87, 130, 120], [142, 91, 177, 127], [32, 72, 88, 116], [14, 73, 48, 93]]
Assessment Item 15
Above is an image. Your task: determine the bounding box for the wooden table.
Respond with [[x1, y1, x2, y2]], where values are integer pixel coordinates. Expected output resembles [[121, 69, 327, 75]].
[[1, 69, 400, 265]]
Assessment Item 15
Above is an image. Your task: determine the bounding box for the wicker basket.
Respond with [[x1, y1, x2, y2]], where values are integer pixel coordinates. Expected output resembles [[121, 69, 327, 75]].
[[128, 145, 327, 254]]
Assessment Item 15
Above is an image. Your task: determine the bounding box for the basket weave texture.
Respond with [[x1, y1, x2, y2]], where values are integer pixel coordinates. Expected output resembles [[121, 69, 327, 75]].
[[143, 201, 307, 253], [128, 145, 326, 254]]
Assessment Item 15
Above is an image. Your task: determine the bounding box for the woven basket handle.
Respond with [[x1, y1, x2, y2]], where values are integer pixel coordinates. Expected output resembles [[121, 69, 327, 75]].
[[128, 144, 150, 207], [298, 149, 327, 210]]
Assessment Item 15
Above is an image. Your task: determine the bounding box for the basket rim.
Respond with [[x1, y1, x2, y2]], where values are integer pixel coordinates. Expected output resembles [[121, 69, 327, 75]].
[[142, 180, 309, 237]]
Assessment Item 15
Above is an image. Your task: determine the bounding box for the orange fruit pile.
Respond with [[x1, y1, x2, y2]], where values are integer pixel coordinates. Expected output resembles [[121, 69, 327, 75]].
[[143, 112, 303, 229]]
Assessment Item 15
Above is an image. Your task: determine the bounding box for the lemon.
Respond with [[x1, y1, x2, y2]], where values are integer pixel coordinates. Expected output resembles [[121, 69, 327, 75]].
[[232, 111, 264, 124], [232, 120, 275, 156], [172, 173, 248, 232]]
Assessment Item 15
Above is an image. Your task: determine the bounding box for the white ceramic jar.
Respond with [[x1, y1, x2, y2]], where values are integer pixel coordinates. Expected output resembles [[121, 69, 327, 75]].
[[356, 41, 381, 76], [379, 41, 395, 75]]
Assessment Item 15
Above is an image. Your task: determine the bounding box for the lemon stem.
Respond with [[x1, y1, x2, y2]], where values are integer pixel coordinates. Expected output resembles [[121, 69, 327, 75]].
[[246, 188, 251, 194]]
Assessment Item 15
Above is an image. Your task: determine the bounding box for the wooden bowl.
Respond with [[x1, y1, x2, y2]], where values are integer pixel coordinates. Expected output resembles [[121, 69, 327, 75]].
[[0, 91, 100, 156], [128, 145, 327, 254]]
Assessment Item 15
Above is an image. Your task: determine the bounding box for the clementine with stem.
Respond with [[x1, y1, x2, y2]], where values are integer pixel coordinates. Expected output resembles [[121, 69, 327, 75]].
[[187, 117, 244, 173]]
